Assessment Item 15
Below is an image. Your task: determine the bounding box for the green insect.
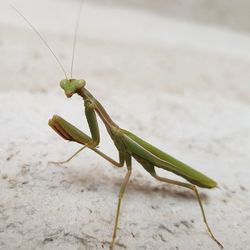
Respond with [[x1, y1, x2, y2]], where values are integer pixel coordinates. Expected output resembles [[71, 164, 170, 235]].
[[14, 3, 223, 249], [48, 79, 223, 250]]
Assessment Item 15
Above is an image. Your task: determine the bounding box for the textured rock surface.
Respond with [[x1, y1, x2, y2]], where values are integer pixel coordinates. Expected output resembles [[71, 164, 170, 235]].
[[0, 1, 249, 249]]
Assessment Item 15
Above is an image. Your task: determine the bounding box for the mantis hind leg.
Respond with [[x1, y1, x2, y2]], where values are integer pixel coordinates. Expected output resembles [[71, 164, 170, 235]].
[[110, 154, 132, 250], [133, 154, 223, 248], [152, 174, 223, 249]]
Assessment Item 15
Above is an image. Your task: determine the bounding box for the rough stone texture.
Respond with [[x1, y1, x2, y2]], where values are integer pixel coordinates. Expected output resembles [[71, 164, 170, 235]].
[[0, 1, 249, 249]]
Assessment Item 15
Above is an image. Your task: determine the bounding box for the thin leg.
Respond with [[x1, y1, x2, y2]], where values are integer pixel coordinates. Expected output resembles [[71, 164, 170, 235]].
[[49, 146, 87, 165], [91, 148, 124, 168], [110, 155, 132, 250], [49, 115, 125, 168], [152, 174, 223, 249], [49, 145, 125, 168]]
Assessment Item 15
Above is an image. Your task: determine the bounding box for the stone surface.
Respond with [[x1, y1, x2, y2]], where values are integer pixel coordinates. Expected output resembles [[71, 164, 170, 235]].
[[0, 1, 249, 249]]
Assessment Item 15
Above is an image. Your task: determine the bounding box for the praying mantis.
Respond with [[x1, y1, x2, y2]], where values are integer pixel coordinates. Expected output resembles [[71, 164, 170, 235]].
[[13, 2, 223, 249], [48, 79, 223, 249]]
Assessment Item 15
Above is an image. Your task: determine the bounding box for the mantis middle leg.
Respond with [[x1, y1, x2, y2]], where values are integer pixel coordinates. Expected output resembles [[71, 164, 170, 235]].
[[110, 154, 132, 250]]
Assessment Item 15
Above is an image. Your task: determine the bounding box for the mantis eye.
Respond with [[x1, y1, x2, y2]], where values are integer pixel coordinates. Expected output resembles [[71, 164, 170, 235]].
[[78, 80, 86, 88], [60, 79, 68, 89]]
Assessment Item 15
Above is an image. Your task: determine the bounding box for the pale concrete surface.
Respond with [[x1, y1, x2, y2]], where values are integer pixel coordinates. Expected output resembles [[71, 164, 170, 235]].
[[0, 1, 250, 250], [91, 0, 250, 33]]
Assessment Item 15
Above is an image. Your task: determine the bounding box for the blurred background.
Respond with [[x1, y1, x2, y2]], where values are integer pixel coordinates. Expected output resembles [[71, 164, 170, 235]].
[[92, 0, 250, 32]]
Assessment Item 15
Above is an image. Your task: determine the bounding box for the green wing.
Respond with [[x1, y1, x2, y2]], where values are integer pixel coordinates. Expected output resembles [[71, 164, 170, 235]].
[[122, 130, 217, 188]]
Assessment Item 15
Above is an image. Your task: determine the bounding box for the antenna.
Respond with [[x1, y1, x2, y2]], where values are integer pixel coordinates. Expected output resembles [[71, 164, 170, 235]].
[[11, 4, 68, 80], [70, 0, 84, 79]]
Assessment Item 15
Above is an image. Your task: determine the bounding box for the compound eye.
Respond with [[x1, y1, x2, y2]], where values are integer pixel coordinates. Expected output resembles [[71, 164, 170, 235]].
[[60, 79, 68, 89], [76, 80, 85, 89]]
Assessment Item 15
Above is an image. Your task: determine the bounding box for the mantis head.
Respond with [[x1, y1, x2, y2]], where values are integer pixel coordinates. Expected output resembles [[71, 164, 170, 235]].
[[60, 79, 86, 98]]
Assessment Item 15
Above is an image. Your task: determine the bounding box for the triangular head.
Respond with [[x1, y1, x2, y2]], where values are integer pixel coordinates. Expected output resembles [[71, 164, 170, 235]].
[[60, 79, 86, 97]]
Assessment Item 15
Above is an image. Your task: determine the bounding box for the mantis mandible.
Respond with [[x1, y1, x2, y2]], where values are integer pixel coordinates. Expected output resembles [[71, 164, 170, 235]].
[[13, 3, 223, 249]]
